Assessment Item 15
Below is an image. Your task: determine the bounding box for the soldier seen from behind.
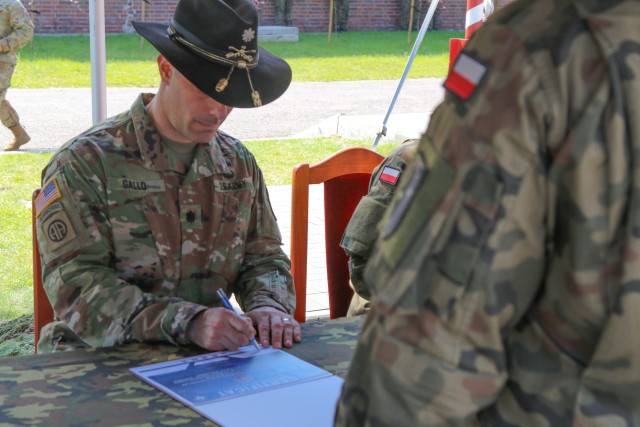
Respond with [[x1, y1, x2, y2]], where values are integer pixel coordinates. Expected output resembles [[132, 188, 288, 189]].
[[335, 0, 640, 425], [35, 0, 301, 353]]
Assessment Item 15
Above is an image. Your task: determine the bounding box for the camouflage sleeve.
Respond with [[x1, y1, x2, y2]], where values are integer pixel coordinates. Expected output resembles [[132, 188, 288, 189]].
[[0, 0, 33, 52], [233, 156, 295, 315], [335, 20, 555, 426], [340, 140, 419, 299], [37, 148, 206, 349]]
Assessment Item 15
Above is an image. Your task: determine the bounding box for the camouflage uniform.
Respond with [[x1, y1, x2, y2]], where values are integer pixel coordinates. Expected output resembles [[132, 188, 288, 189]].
[[274, 0, 293, 26], [0, 0, 32, 129], [400, 0, 421, 31], [335, 0, 640, 425], [340, 139, 419, 316], [335, 0, 349, 32], [35, 94, 295, 353]]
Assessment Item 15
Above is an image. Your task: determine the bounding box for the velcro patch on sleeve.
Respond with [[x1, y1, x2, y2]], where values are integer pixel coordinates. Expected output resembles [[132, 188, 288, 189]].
[[36, 178, 61, 217], [379, 166, 401, 186], [41, 209, 77, 252], [444, 52, 487, 100]]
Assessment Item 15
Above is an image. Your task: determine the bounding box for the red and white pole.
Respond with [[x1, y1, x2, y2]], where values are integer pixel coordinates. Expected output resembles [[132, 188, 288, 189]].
[[448, 0, 485, 73], [464, 0, 484, 38]]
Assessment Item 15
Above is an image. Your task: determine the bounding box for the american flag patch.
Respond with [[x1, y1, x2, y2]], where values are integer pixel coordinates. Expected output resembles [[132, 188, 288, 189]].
[[36, 179, 61, 217], [444, 52, 487, 100], [379, 166, 401, 185]]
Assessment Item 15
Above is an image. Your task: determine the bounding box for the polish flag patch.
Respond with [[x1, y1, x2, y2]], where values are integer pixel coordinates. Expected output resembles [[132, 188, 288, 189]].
[[379, 166, 401, 185], [444, 52, 487, 100]]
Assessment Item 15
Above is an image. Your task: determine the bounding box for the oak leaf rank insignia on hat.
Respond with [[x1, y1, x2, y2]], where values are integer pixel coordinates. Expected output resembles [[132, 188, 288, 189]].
[[133, 0, 292, 108]]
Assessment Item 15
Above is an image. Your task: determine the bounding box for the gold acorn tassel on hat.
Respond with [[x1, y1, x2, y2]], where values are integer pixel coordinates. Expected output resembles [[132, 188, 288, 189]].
[[246, 69, 262, 107], [215, 63, 262, 107]]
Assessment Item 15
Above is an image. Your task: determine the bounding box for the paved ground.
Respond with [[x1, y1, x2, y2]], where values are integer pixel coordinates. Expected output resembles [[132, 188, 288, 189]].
[[0, 78, 445, 151], [2, 78, 446, 319]]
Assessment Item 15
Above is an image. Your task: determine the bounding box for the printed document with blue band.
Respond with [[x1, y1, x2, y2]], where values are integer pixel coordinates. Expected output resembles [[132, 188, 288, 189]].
[[130, 346, 343, 426]]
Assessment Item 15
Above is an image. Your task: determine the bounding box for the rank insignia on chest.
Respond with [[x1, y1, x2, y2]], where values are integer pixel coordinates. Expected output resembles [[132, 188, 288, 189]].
[[379, 166, 401, 186], [36, 178, 61, 217], [444, 52, 487, 100]]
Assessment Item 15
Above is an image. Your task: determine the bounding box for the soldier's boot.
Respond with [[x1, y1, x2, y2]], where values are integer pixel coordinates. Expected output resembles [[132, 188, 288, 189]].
[[4, 124, 30, 151]]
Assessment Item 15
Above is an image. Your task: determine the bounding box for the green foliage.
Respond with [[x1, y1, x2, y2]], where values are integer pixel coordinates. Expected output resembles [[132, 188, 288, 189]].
[[15, 31, 460, 87], [0, 314, 34, 357]]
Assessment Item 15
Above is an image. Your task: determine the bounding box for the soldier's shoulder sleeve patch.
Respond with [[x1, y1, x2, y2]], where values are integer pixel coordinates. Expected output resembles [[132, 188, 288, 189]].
[[35, 178, 61, 217], [40, 208, 77, 252], [379, 166, 401, 186], [443, 52, 488, 100]]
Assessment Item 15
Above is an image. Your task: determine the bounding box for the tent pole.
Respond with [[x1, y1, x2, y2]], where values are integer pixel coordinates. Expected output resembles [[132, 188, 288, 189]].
[[372, 0, 440, 149]]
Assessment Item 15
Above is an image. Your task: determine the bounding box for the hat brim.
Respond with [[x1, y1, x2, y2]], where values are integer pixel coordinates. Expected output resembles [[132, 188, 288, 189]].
[[133, 21, 292, 108]]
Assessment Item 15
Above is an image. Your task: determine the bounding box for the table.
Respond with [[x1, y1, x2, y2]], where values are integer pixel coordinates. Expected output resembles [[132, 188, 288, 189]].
[[0, 316, 363, 426]]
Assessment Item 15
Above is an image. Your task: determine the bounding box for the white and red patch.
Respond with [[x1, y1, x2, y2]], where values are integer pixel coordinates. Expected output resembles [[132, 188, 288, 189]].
[[379, 166, 401, 185], [444, 52, 487, 100]]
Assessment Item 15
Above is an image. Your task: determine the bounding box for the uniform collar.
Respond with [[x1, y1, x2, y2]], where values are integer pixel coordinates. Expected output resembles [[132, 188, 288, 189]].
[[130, 93, 232, 178]]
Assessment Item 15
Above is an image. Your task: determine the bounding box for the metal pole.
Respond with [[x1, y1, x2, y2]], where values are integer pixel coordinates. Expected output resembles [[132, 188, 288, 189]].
[[89, 0, 107, 125], [407, 0, 415, 45], [328, 0, 334, 45], [372, 0, 440, 149], [140, 1, 146, 49]]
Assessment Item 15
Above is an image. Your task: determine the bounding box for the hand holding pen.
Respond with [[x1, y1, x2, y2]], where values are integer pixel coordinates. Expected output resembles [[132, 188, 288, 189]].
[[217, 288, 262, 351]]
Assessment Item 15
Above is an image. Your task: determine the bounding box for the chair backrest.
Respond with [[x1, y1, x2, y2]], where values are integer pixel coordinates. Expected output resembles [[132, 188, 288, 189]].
[[32, 188, 54, 352], [290, 147, 384, 323]]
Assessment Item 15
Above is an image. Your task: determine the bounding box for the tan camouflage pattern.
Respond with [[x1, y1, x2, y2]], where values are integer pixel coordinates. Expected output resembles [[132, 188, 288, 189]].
[[0, 0, 32, 129], [36, 93, 295, 353], [335, 0, 640, 425], [340, 139, 419, 316], [0, 0, 32, 66], [0, 316, 363, 426]]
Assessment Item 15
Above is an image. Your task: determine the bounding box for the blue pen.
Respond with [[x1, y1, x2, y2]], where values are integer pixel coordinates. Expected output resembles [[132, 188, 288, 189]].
[[216, 288, 261, 351]]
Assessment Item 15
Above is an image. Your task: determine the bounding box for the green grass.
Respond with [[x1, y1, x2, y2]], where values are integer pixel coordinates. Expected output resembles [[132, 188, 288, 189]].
[[14, 31, 460, 87], [0, 153, 52, 320], [0, 138, 395, 321]]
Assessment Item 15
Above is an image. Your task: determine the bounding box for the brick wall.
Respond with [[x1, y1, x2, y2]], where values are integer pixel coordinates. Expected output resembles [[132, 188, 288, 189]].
[[26, 0, 516, 34]]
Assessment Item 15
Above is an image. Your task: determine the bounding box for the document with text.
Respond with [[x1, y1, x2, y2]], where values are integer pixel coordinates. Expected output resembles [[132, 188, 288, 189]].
[[130, 346, 344, 427]]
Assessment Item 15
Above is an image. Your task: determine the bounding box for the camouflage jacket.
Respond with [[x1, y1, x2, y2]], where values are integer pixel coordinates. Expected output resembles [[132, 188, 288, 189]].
[[0, 0, 32, 64], [36, 94, 295, 352], [340, 139, 419, 301], [335, 0, 640, 426]]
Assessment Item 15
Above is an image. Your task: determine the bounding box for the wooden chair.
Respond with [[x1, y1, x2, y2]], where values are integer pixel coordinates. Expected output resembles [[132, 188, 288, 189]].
[[290, 147, 384, 323], [32, 188, 54, 352]]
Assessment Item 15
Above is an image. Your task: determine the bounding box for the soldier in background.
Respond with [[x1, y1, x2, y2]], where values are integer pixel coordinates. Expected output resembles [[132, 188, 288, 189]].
[[335, 0, 349, 32], [335, 0, 640, 425], [400, 0, 421, 31], [340, 139, 420, 316], [0, 0, 33, 151], [35, 0, 301, 353], [274, 0, 293, 26]]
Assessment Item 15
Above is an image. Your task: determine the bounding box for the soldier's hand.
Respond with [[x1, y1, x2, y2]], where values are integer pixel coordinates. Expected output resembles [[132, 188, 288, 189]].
[[186, 307, 257, 351], [246, 307, 301, 349]]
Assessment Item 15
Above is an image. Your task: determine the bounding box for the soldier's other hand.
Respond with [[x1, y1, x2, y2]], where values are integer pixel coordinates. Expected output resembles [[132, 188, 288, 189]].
[[186, 308, 257, 351], [246, 307, 301, 349]]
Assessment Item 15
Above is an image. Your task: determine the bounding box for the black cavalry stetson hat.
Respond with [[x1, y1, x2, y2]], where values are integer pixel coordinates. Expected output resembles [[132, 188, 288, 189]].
[[133, 0, 292, 108]]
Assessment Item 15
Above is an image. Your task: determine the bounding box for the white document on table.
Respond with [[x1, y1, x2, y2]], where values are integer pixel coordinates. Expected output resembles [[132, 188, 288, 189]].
[[130, 346, 344, 427]]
